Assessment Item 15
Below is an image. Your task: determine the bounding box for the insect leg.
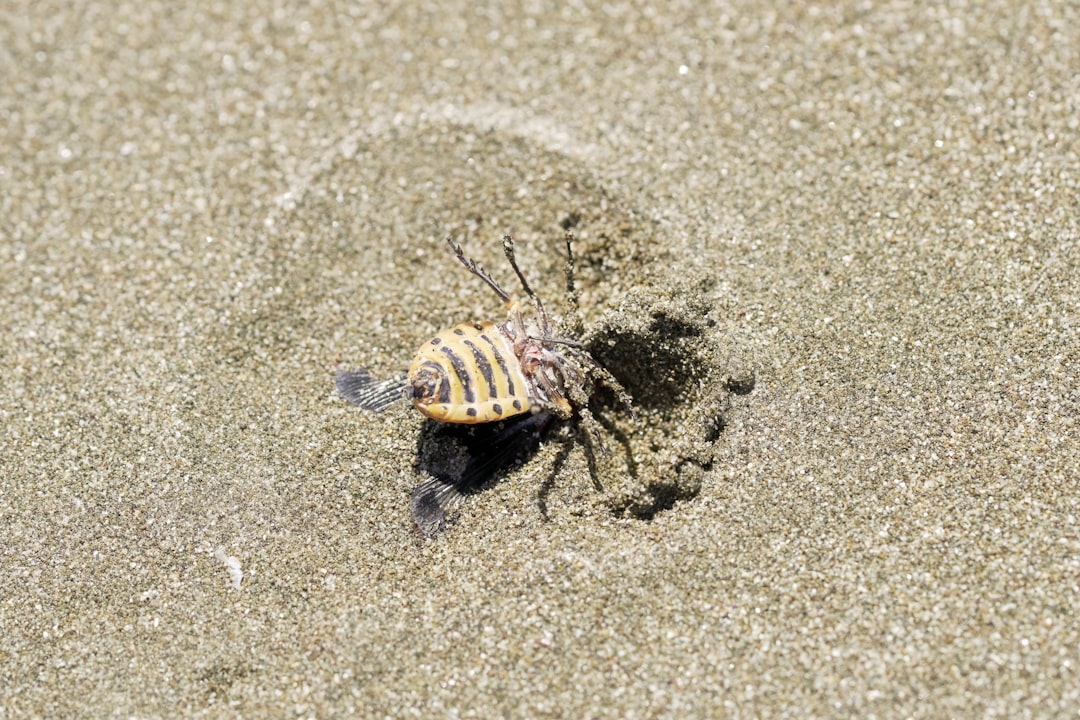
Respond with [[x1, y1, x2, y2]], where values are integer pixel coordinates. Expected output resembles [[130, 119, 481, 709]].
[[575, 400, 608, 456], [566, 349, 637, 421], [527, 360, 572, 419], [447, 236, 512, 307], [587, 356, 637, 421]]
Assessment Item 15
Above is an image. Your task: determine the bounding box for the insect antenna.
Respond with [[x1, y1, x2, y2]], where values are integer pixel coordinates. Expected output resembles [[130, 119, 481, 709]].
[[447, 236, 511, 307], [563, 232, 585, 337], [502, 234, 553, 337]]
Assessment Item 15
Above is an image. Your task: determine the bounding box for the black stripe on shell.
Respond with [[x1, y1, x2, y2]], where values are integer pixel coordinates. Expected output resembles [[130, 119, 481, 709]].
[[439, 345, 475, 403], [462, 339, 497, 398], [479, 333, 516, 397]]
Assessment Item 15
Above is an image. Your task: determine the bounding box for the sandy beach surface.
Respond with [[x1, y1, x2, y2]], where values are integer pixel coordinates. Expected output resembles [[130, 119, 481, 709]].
[[3, 1, 1078, 717]]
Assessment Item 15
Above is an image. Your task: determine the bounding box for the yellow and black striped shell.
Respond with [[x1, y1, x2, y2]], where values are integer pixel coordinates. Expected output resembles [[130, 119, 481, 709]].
[[408, 320, 531, 424]]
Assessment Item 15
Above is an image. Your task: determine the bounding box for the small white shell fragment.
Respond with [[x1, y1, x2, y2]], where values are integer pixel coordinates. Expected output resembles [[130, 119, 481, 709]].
[[214, 547, 243, 590]]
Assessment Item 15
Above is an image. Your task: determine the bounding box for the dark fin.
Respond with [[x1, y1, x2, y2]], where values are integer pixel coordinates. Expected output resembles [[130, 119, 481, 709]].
[[409, 475, 466, 538], [410, 411, 556, 537], [456, 411, 554, 492], [335, 369, 408, 411]]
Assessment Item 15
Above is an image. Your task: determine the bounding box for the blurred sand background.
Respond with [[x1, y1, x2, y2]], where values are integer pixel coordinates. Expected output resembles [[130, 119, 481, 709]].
[[3, 1, 1078, 717]]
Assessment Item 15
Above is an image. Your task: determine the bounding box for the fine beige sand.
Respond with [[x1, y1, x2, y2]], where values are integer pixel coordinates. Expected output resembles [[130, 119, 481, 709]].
[[3, 2, 1078, 717]]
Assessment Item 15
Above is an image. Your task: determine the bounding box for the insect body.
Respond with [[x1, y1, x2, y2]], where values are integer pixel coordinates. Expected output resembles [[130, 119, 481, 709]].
[[337, 234, 621, 426]]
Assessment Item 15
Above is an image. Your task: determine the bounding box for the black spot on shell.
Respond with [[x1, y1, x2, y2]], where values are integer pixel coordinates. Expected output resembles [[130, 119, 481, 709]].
[[474, 323, 484, 331], [466, 407, 478, 417], [431, 337, 442, 346], [492, 403, 503, 415], [513, 399, 522, 411], [453, 328, 465, 336]]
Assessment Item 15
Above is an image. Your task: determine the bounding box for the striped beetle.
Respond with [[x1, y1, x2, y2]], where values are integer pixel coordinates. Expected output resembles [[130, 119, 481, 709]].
[[337, 233, 631, 430], [336, 233, 633, 533]]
